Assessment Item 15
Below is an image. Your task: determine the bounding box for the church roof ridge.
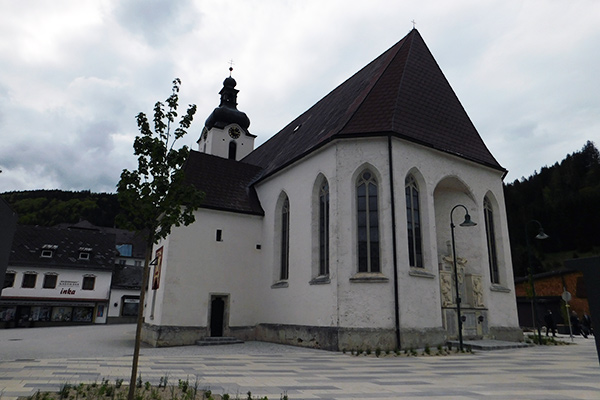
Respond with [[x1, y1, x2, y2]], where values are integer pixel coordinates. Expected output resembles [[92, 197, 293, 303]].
[[242, 29, 505, 181]]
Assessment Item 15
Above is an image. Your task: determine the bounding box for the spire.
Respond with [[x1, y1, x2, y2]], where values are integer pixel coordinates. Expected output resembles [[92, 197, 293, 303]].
[[205, 66, 250, 131]]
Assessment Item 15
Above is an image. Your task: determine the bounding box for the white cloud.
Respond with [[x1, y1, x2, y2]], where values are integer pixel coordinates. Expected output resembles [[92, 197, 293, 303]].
[[0, 0, 599, 191]]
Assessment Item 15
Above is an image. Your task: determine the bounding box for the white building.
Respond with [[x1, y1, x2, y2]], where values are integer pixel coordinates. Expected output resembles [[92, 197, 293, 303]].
[[1, 225, 115, 327], [141, 29, 522, 350]]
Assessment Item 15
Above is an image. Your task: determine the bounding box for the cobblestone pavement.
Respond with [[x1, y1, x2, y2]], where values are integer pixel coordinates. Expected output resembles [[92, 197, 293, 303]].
[[1, 325, 599, 399]]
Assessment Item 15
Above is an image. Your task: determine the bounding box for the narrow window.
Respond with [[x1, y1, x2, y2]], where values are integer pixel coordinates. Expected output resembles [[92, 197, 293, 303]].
[[228, 141, 237, 160], [216, 229, 223, 242], [280, 196, 290, 280], [319, 180, 330, 276], [82, 276, 96, 291], [3, 271, 16, 288], [405, 175, 423, 268], [43, 274, 58, 289], [357, 170, 380, 273], [484, 197, 499, 283], [22, 273, 37, 288]]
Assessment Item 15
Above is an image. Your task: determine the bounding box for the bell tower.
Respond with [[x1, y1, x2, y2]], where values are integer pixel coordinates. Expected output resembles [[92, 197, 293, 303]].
[[197, 67, 255, 160]]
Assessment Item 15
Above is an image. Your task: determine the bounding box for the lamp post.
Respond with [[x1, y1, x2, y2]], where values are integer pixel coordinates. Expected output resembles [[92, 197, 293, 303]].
[[450, 204, 477, 352], [525, 220, 548, 345]]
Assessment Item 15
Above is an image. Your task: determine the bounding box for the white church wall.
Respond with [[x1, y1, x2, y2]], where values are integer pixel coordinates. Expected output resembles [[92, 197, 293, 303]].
[[145, 209, 263, 330], [332, 138, 398, 331], [253, 145, 340, 328]]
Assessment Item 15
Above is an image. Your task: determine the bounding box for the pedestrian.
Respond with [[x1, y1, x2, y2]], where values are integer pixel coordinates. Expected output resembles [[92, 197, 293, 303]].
[[582, 314, 593, 336], [571, 311, 588, 338], [544, 310, 556, 337]]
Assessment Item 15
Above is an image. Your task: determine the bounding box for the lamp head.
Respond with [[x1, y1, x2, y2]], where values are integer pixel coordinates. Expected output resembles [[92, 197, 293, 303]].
[[460, 213, 477, 227], [535, 228, 549, 240]]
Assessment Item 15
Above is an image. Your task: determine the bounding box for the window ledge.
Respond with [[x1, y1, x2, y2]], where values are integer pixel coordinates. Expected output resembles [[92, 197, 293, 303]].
[[350, 272, 389, 283], [271, 280, 289, 289], [409, 268, 436, 279], [490, 284, 511, 293], [309, 275, 331, 285]]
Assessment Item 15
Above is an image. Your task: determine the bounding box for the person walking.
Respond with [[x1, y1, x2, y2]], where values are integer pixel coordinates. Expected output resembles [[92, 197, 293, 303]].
[[544, 310, 557, 337]]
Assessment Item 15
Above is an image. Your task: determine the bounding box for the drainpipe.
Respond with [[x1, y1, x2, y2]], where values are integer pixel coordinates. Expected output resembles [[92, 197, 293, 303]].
[[387, 134, 402, 350]]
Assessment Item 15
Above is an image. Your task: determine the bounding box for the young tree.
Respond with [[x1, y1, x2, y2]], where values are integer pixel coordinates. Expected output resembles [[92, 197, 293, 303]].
[[116, 78, 204, 400]]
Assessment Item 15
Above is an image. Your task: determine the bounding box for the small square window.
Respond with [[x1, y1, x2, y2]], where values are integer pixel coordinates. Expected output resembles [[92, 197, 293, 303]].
[[82, 276, 96, 291], [3, 272, 16, 288], [41, 250, 53, 258], [79, 252, 90, 260], [22, 273, 37, 288], [43, 274, 58, 289]]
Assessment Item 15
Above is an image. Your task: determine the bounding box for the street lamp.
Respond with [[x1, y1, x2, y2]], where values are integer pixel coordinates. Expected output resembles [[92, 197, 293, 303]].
[[526, 220, 549, 344], [450, 204, 477, 352]]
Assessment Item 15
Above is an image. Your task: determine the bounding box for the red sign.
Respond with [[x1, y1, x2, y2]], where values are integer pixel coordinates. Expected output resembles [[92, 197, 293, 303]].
[[152, 246, 164, 290]]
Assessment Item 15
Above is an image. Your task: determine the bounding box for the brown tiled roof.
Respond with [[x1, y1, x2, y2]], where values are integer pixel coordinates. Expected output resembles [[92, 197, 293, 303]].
[[9, 225, 116, 270], [183, 151, 264, 215], [243, 29, 504, 180]]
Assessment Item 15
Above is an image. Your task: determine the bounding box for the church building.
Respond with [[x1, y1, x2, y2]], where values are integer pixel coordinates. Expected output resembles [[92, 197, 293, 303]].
[[141, 29, 523, 350]]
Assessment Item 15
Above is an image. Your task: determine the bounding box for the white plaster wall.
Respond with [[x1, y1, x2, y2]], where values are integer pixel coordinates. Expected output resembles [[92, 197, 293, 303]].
[[2, 266, 112, 300], [332, 138, 397, 329], [108, 288, 138, 317], [253, 145, 340, 327], [145, 209, 263, 328]]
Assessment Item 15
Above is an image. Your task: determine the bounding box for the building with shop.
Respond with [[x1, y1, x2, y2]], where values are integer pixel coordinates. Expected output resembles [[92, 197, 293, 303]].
[[142, 29, 522, 350], [54, 221, 147, 324], [1, 225, 115, 327]]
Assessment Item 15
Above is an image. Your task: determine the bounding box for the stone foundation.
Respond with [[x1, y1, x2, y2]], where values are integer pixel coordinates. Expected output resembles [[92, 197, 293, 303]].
[[489, 326, 524, 342], [141, 322, 522, 349]]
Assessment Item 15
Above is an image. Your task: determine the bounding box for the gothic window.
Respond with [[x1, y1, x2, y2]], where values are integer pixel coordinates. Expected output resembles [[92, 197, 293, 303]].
[[319, 179, 330, 276], [484, 197, 499, 283], [405, 175, 423, 268], [357, 170, 380, 272], [280, 196, 290, 280]]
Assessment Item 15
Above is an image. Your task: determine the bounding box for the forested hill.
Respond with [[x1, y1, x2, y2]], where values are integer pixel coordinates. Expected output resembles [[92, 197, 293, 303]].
[[504, 140, 600, 277], [1, 190, 119, 228]]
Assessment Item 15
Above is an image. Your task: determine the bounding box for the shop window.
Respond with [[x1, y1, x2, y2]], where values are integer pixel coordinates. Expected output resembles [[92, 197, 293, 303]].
[[122, 297, 140, 317], [30, 306, 51, 321], [3, 271, 15, 288], [22, 273, 37, 288], [51, 306, 72, 321], [0, 306, 16, 321], [82, 276, 96, 290], [72, 307, 93, 322], [43, 274, 58, 289]]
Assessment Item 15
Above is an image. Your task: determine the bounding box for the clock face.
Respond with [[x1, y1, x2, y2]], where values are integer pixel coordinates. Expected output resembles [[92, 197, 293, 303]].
[[228, 126, 241, 139]]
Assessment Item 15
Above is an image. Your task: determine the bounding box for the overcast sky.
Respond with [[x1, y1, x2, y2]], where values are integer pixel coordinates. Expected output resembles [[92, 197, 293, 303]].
[[1, 0, 598, 193]]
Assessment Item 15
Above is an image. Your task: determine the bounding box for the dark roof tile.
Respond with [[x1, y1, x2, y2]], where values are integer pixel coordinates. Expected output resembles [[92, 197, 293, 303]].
[[243, 29, 504, 180]]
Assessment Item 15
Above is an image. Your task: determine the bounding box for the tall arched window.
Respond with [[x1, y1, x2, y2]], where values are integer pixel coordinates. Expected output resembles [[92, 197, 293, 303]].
[[405, 175, 423, 268], [356, 170, 380, 273], [484, 197, 499, 283], [228, 141, 237, 160], [319, 179, 330, 276], [280, 196, 290, 280]]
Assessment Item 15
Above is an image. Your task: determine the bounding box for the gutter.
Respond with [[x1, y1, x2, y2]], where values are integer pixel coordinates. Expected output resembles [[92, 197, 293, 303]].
[[387, 134, 402, 349]]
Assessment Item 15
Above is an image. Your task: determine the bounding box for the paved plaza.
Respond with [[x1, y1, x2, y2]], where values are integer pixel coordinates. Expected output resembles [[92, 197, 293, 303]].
[[1, 324, 599, 399]]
